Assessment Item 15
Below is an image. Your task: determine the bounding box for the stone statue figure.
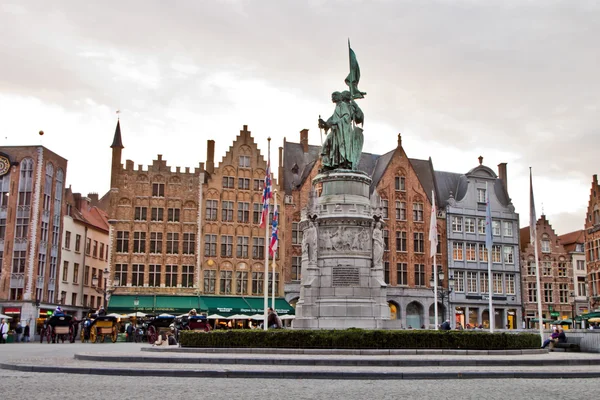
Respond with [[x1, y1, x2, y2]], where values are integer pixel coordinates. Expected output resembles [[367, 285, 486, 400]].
[[302, 220, 318, 263], [372, 221, 384, 268], [319, 91, 353, 170]]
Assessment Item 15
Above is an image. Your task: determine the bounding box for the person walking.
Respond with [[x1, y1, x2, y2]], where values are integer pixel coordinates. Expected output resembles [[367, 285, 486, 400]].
[[23, 322, 30, 342], [15, 322, 23, 343], [440, 320, 451, 331], [0, 319, 9, 344]]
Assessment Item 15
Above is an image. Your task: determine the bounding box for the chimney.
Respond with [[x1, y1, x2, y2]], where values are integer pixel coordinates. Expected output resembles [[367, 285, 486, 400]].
[[87, 193, 99, 206], [300, 129, 309, 153], [397, 133, 402, 148], [498, 163, 508, 192], [206, 140, 215, 174]]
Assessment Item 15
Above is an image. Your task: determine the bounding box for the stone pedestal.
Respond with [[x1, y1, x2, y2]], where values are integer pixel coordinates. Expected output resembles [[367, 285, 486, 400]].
[[293, 170, 390, 330]]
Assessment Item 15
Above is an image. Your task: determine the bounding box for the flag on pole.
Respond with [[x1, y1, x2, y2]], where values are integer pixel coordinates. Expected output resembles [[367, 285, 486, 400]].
[[269, 203, 279, 257], [529, 168, 537, 244], [485, 183, 493, 251], [260, 162, 272, 228], [429, 190, 438, 259], [345, 40, 366, 99]]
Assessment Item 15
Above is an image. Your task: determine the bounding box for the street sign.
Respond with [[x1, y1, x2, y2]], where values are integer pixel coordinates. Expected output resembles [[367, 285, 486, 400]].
[[550, 312, 559, 317]]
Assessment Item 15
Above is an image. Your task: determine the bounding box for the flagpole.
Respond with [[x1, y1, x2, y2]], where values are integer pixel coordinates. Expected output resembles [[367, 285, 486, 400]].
[[263, 138, 271, 331], [271, 190, 277, 310], [531, 168, 544, 345], [486, 182, 494, 333], [348, 38, 353, 100], [430, 190, 439, 330]]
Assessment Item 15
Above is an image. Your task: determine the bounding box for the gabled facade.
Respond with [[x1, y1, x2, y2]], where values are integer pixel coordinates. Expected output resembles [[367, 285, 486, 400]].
[[520, 215, 574, 327], [558, 229, 588, 320], [439, 158, 521, 329], [584, 174, 600, 311]]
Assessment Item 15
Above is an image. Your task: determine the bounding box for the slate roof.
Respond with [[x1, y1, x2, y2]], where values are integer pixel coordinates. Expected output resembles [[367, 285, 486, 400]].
[[558, 229, 585, 253], [111, 120, 124, 149]]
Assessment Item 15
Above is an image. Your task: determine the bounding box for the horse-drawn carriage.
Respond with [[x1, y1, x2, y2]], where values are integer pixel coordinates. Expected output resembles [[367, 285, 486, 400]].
[[146, 315, 176, 344], [174, 315, 211, 341], [80, 315, 119, 343], [40, 314, 75, 343]]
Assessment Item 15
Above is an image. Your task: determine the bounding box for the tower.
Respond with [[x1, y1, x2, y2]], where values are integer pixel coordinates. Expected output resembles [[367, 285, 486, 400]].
[[110, 119, 124, 189]]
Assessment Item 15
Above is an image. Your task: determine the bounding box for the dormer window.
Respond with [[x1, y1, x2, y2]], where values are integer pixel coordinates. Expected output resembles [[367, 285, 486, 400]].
[[477, 188, 486, 203], [291, 163, 299, 174]]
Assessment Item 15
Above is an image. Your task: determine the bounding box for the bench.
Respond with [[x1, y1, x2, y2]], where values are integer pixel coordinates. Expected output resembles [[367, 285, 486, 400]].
[[550, 337, 581, 352]]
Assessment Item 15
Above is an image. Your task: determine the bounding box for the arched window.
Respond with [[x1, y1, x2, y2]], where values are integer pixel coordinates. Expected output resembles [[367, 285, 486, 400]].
[[43, 163, 54, 210], [0, 174, 10, 208], [18, 158, 34, 206]]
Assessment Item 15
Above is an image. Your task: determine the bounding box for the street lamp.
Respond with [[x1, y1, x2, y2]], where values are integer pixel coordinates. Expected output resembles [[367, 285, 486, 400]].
[[430, 271, 455, 323], [570, 291, 577, 329], [91, 268, 110, 308]]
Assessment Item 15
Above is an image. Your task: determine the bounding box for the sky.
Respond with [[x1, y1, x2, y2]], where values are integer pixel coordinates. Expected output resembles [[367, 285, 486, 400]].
[[1, 1, 598, 235]]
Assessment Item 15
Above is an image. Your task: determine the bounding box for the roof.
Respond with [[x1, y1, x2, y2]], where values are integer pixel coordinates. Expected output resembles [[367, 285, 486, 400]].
[[558, 229, 585, 253], [111, 120, 124, 149]]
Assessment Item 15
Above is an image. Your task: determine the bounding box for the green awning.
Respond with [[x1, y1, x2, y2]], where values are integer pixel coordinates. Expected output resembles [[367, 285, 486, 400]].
[[242, 297, 295, 315], [107, 295, 201, 315], [579, 311, 600, 320], [530, 318, 554, 323], [198, 296, 252, 316], [551, 319, 573, 325]]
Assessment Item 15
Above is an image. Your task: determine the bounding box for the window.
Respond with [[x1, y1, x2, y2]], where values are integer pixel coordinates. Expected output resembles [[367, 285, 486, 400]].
[[221, 235, 233, 257], [395, 201, 406, 221], [252, 237, 265, 259], [413, 203, 423, 222], [252, 203, 261, 224], [452, 242, 463, 260], [239, 155, 251, 168], [134, 206, 147, 221], [150, 232, 163, 253], [465, 243, 476, 261], [291, 257, 301, 281], [268, 272, 280, 294], [204, 234, 217, 257], [112, 264, 126, 286], [577, 260, 585, 271], [542, 240, 551, 253], [75, 234, 81, 252], [37, 254, 46, 276], [71, 293, 77, 306], [506, 274, 515, 295], [165, 265, 178, 287], [85, 237, 91, 255], [396, 231, 407, 252], [503, 246, 514, 264], [237, 202, 249, 223], [222, 176, 234, 188], [383, 230, 389, 251], [15, 217, 29, 238], [181, 265, 194, 288], [133, 232, 146, 253], [292, 222, 303, 245], [183, 233, 195, 254], [382, 200, 389, 219], [492, 245, 502, 263], [559, 283, 569, 303], [542, 261, 552, 276], [73, 263, 79, 284], [62, 261, 69, 282], [384, 262, 390, 284], [492, 220, 501, 236], [151, 207, 164, 221], [253, 179, 264, 191], [12, 250, 26, 273], [116, 231, 129, 253], [480, 272, 488, 293], [478, 244, 488, 262], [152, 183, 165, 197], [454, 271, 465, 292], [437, 234, 442, 255], [167, 208, 180, 222], [414, 264, 425, 286], [252, 272, 264, 295], [222, 201, 234, 222], [464, 218, 475, 233], [477, 188, 486, 203], [236, 271, 248, 294], [557, 261, 567, 277], [166, 232, 179, 254], [92, 240, 98, 258], [237, 236, 249, 258], [578, 276, 587, 297], [99, 243, 105, 260], [543, 283, 553, 303], [493, 273, 503, 294], [149, 265, 161, 287], [503, 221, 513, 237], [526, 260, 536, 276], [467, 272, 477, 293], [65, 231, 71, 249], [206, 200, 218, 221], [220, 271, 232, 294], [452, 216, 463, 232], [478, 219, 486, 234], [132, 264, 144, 287], [395, 176, 406, 191], [528, 282, 537, 303], [238, 178, 250, 190], [397, 263, 407, 285], [413, 232, 424, 253]]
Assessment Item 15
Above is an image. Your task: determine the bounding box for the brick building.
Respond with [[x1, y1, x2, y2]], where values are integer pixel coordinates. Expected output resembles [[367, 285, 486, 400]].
[[520, 215, 574, 327], [0, 146, 67, 330], [557, 229, 588, 322], [106, 122, 290, 317], [584, 174, 600, 311]]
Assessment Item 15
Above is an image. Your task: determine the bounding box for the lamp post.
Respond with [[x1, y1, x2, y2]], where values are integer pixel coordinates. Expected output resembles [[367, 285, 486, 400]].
[[91, 268, 110, 309], [570, 291, 577, 329], [430, 271, 455, 324]]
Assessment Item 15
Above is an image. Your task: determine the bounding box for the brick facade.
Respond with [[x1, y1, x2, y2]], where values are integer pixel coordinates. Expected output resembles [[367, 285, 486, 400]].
[[584, 174, 600, 310]]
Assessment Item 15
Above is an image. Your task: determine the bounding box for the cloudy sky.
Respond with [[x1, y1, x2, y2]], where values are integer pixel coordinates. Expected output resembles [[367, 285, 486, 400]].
[[1, 1, 598, 234]]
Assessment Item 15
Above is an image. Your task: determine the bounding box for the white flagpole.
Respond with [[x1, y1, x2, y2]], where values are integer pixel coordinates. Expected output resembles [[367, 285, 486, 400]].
[[263, 138, 271, 331], [271, 191, 277, 310], [486, 182, 494, 333], [430, 190, 439, 330], [531, 168, 544, 345]]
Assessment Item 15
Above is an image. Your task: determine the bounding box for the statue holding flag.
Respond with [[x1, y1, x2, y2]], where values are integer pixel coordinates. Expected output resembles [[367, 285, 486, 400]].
[[319, 41, 366, 171]]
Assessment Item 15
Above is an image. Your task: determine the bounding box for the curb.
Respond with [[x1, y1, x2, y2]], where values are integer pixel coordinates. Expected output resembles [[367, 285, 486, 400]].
[[3, 363, 600, 380]]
